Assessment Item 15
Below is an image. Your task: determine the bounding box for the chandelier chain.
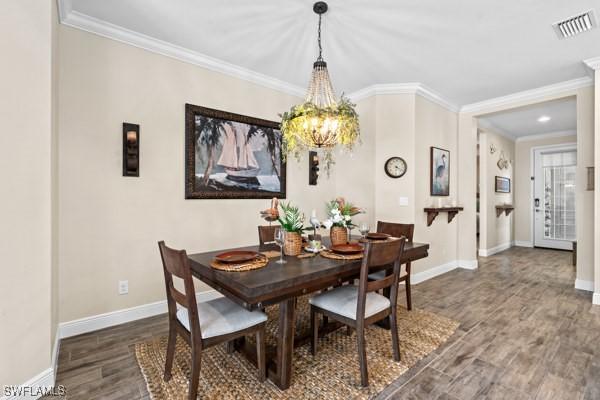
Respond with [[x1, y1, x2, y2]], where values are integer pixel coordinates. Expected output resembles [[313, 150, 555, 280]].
[[317, 13, 323, 61]]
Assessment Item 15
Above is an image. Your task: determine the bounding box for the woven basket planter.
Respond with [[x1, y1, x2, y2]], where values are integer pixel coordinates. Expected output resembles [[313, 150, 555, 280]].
[[330, 226, 348, 246], [283, 232, 303, 256]]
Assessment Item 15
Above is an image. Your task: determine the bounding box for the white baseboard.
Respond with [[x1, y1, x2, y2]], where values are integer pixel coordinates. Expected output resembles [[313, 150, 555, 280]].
[[58, 290, 222, 339], [411, 259, 477, 284], [457, 259, 478, 270], [478, 241, 514, 257], [575, 279, 595, 292], [514, 240, 533, 248], [51, 329, 60, 383], [411, 261, 457, 284], [593, 293, 600, 306], [1, 368, 54, 400]]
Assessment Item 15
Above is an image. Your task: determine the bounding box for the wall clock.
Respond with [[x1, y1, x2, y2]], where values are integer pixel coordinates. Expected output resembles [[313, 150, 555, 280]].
[[384, 157, 407, 178]]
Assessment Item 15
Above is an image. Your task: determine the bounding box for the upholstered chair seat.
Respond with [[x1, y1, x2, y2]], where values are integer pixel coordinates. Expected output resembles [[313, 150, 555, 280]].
[[309, 285, 390, 320], [176, 297, 267, 339]]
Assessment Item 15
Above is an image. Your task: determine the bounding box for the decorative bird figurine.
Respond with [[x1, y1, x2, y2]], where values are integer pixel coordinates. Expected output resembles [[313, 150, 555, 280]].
[[309, 209, 321, 237], [260, 197, 279, 224]]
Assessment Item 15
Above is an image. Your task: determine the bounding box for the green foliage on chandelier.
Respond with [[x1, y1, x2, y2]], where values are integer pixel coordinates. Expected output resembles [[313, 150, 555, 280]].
[[280, 96, 360, 173]]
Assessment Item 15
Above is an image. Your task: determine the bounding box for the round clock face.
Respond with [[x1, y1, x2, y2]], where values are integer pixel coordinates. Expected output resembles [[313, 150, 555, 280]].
[[385, 157, 407, 178]]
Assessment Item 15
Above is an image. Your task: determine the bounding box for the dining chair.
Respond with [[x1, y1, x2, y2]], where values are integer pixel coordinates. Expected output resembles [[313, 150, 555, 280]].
[[158, 241, 268, 400], [368, 221, 414, 310], [309, 237, 407, 387], [258, 225, 280, 245]]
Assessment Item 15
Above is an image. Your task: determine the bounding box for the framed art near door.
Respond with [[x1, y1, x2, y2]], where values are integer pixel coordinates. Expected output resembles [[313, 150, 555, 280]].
[[430, 147, 450, 196], [185, 103, 286, 199], [495, 176, 510, 193]]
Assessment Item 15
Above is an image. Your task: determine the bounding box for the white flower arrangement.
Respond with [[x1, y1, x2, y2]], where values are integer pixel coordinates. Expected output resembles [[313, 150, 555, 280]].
[[323, 198, 364, 229]]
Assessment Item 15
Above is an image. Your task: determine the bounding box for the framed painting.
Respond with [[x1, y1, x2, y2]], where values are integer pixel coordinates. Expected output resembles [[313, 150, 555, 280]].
[[430, 147, 450, 196], [185, 103, 286, 199], [495, 176, 511, 193]]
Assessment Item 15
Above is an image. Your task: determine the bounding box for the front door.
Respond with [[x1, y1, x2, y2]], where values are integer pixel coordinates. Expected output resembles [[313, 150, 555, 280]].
[[533, 145, 576, 250]]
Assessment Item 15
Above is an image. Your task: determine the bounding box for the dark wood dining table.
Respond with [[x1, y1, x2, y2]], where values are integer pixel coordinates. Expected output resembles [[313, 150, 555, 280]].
[[187, 239, 429, 390]]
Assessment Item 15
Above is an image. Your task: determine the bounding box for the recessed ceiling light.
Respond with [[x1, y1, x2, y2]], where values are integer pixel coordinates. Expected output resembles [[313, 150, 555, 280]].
[[537, 115, 551, 123]]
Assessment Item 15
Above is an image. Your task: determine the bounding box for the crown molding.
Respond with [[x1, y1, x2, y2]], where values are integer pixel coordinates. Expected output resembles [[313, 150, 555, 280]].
[[583, 56, 600, 71], [460, 77, 593, 115], [58, 6, 305, 98], [57, 0, 72, 22], [347, 83, 459, 112], [476, 119, 515, 141], [514, 130, 576, 143]]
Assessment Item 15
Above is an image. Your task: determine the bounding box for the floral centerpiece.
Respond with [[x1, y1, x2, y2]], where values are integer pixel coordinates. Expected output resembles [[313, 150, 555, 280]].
[[323, 198, 364, 245], [277, 201, 305, 256]]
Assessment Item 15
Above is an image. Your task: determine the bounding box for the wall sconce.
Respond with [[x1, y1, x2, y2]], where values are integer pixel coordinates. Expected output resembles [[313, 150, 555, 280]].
[[123, 123, 140, 177], [309, 151, 319, 185]]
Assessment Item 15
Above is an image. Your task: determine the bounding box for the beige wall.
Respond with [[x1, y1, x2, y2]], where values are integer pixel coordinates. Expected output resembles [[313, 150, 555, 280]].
[[0, 0, 54, 386], [594, 69, 600, 296], [57, 26, 341, 322], [576, 88, 595, 284], [457, 113, 479, 264], [413, 96, 459, 272], [478, 130, 514, 252], [335, 96, 376, 228], [513, 134, 577, 245], [373, 95, 416, 224]]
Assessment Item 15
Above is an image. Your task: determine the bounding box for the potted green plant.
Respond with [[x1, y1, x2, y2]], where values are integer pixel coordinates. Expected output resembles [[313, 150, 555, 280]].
[[277, 201, 305, 256], [323, 198, 364, 245]]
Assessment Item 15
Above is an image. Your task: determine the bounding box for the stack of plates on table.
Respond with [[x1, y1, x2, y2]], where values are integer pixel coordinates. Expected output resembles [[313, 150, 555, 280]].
[[366, 232, 390, 240], [214, 250, 261, 263], [330, 243, 364, 254]]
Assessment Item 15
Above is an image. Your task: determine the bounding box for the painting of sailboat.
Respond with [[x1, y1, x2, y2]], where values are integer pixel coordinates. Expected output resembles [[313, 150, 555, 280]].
[[185, 103, 286, 199]]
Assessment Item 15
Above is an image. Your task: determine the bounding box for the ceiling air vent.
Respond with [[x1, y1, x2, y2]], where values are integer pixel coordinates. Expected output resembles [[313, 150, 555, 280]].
[[553, 10, 596, 39]]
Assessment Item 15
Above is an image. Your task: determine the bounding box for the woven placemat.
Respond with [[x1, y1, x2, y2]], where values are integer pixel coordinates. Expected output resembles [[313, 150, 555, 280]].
[[210, 254, 268, 272], [319, 249, 363, 260]]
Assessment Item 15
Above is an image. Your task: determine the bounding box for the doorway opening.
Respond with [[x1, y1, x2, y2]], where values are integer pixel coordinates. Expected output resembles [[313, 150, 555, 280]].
[[532, 144, 577, 250], [475, 96, 577, 257]]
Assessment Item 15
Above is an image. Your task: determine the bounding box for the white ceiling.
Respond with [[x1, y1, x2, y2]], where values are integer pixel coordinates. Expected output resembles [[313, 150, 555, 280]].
[[477, 97, 576, 138], [65, 0, 600, 106]]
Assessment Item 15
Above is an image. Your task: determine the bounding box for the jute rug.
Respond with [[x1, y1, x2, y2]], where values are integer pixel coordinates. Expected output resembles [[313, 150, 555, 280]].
[[135, 296, 458, 400]]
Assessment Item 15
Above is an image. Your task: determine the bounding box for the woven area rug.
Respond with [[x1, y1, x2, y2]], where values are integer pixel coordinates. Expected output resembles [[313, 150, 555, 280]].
[[135, 296, 458, 400]]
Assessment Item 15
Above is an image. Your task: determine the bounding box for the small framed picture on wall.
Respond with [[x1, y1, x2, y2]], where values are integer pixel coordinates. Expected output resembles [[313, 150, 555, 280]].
[[430, 147, 450, 196], [495, 176, 510, 193]]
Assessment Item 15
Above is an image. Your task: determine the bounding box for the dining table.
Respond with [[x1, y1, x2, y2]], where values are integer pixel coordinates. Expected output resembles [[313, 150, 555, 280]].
[[187, 238, 429, 390]]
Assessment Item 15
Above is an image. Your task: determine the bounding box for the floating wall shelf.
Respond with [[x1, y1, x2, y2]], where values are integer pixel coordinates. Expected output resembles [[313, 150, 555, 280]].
[[495, 205, 514, 217], [424, 207, 464, 226]]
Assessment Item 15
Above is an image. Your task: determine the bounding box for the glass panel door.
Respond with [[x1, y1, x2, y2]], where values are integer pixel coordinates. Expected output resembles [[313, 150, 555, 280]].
[[534, 147, 576, 250]]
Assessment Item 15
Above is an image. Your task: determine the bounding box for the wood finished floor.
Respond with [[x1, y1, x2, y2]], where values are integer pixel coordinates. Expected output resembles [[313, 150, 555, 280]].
[[50, 247, 599, 399]]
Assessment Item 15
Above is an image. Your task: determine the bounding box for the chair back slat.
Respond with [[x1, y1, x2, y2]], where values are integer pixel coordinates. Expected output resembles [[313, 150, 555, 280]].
[[365, 237, 406, 267], [377, 221, 414, 242], [168, 282, 189, 308], [356, 238, 406, 321], [258, 225, 280, 245], [366, 274, 396, 293], [158, 241, 201, 339]]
